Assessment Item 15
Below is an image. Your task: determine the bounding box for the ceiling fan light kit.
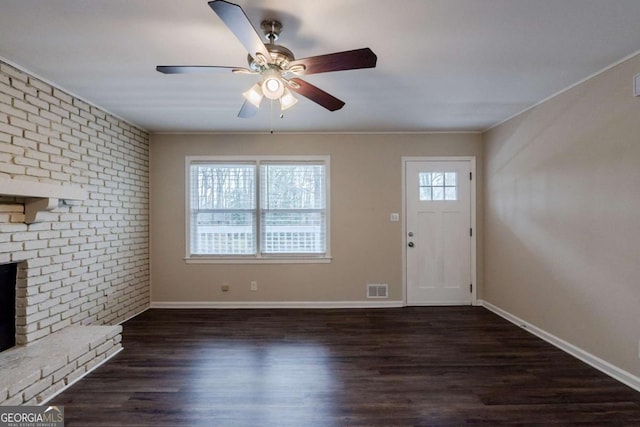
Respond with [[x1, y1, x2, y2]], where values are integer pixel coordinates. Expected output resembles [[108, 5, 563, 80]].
[[279, 88, 298, 110], [261, 68, 285, 100], [242, 83, 263, 108], [156, 0, 377, 118]]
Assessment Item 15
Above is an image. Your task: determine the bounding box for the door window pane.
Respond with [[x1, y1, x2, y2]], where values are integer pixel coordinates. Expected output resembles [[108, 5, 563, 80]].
[[445, 172, 457, 186], [419, 172, 458, 201], [419, 187, 432, 201], [445, 187, 457, 201]]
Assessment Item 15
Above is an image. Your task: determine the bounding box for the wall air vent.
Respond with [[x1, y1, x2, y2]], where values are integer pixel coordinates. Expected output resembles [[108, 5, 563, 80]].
[[367, 283, 388, 299]]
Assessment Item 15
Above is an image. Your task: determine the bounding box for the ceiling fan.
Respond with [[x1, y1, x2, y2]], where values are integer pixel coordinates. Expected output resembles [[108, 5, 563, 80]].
[[156, 0, 377, 118]]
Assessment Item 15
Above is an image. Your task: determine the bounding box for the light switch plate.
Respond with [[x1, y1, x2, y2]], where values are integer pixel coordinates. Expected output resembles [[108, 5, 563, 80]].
[[634, 73, 640, 97], [390, 213, 400, 222]]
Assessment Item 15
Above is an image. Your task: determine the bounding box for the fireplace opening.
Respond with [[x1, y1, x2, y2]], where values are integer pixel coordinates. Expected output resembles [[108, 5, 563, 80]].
[[0, 262, 16, 352]]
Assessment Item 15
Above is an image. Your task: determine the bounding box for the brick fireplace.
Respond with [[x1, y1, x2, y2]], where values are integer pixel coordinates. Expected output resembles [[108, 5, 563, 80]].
[[0, 262, 16, 352], [0, 60, 150, 404]]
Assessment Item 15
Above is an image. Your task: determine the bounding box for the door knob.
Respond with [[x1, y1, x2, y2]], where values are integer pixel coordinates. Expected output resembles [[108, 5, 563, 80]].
[[408, 242, 414, 247]]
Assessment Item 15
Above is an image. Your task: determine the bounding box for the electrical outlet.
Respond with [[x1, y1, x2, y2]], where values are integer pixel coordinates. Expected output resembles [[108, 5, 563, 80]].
[[221, 284, 230, 292], [250, 281, 258, 291]]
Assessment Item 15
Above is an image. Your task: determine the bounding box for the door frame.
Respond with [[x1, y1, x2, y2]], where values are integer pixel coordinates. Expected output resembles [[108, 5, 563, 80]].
[[401, 156, 477, 306]]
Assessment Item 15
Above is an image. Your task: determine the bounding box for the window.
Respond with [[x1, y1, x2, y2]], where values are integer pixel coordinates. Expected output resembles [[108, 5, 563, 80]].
[[186, 156, 330, 263], [419, 172, 457, 201]]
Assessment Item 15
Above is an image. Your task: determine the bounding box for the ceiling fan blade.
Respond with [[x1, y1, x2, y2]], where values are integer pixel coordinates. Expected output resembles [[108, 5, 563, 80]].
[[208, 0, 270, 60], [288, 48, 377, 76], [156, 65, 240, 74], [288, 78, 345, 111], [238, 99, 259, 118]]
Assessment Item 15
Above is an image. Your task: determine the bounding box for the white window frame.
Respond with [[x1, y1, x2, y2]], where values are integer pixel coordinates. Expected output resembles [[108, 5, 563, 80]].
[[185, 155, 331, 264]]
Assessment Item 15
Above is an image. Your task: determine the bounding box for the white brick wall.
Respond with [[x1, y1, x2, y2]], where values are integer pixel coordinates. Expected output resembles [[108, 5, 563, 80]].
[[0, 60, 149, 344]]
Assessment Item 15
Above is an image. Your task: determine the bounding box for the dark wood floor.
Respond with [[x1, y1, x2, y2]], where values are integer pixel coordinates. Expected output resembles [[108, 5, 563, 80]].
[[52, 307, 640, 426]]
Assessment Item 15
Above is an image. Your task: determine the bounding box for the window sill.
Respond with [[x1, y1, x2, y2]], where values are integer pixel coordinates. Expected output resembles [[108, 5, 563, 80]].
[[184, 256, 332, 265]]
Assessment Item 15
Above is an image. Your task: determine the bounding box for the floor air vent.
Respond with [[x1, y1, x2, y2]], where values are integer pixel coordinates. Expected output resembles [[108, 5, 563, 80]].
[[367, 283, 388, 299]]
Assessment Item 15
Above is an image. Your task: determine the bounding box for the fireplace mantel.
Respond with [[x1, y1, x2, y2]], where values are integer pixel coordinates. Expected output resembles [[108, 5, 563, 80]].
[[0, 177, 87, 224]]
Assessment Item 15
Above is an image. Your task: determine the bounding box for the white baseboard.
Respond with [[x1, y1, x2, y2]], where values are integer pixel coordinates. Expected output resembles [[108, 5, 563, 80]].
[[150, 300, 405, 309], [480, 300, 640, 393]]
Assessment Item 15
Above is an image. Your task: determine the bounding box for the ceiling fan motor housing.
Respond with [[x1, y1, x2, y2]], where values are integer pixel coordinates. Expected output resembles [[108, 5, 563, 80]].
[[247, 44, 295, 72], [247, 20, 294, 72]]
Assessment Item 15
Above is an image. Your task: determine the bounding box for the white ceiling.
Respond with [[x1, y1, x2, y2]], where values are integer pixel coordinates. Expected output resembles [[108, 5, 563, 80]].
[[1, 0, 639, 133]]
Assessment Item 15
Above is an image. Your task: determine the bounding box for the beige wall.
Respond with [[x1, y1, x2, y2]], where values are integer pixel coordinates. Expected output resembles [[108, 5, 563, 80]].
[[150, 132, 482, 304], [483, 54, 640, 375]]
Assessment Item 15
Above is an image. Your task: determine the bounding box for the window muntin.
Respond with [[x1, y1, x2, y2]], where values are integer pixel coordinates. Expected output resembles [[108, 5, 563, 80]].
[[187, 157, 329, 261], [419, 172, 457, 201]]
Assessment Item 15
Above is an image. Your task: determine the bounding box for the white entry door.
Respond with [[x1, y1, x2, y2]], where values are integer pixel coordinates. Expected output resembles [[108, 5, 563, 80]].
[[405, 159, 473, 305]]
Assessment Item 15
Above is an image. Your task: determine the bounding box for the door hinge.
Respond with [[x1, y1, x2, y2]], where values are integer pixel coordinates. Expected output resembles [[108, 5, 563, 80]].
[[470, 172, 472, 180], [470, 228, 473, 237], [469, 283, 473, 293]]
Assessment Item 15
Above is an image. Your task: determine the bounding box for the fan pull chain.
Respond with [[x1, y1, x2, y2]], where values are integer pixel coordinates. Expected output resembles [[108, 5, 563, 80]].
[[269, 100, 285, 134], [270, 99, 274, 134]]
